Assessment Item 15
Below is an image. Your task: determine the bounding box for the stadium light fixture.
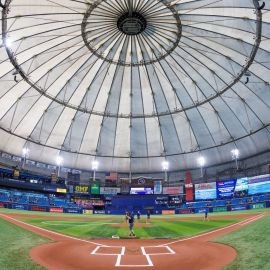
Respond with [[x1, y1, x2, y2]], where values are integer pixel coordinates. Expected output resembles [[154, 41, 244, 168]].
[[5, 38, 12, 48], [22, 147, 29, 157], [162, 160, 169, 182], [162, 161, 169, 171], [197, 156, 205, 177], [231, 148, 240, 170], [56, 156, 63, 177], [92, 160, 99, 181], [22, 147, 29, 169], [56, 156, 63, 166]]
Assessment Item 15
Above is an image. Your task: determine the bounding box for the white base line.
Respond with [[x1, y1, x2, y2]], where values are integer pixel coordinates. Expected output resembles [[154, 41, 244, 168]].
[[158, 213, 266, 246], [0, 213, 109, 247]]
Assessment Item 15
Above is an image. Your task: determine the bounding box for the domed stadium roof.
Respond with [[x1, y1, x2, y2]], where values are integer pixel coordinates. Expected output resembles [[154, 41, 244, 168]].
[[0, 0, 269, 173]]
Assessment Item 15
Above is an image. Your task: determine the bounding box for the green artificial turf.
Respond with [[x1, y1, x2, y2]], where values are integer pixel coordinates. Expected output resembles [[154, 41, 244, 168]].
[[215, 215, 270, 270], [19, 217, 240, 239], [0, 218, 49, 270]]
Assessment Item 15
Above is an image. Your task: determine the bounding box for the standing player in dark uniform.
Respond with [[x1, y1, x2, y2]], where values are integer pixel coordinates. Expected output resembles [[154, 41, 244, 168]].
[[146, 210, 151, 223], [136, 210, 141, 222], [204, 209, 209, 221], [128, 212, 136, 237]]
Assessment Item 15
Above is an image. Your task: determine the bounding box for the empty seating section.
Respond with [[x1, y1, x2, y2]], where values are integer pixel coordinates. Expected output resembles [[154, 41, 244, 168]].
[[0, 188, 72, 208], [179, 193, 270, 209]]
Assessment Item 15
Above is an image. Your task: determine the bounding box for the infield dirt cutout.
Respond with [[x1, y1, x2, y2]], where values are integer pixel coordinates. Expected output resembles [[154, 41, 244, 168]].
[[0, 213, 266, 270]]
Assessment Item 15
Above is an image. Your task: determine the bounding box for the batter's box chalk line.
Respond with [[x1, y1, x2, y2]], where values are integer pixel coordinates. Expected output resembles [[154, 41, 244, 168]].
[[90, 245, 175, 267]]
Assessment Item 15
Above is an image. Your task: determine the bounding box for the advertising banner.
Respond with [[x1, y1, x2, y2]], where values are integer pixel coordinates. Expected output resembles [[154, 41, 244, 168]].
[[248, 174, 270, 195], [213, 207, 227, 212], [231, 205, 247, 211], [216, 179, 237, 198], [65, 208, 81, 214], [162, 210, 175, 215], [235, 178, 248, 191], [51, 173, 57, 184], [56, 188, 67, 193], [91, 182, 100, 195], [195, 208, 207, 213], [154, 181, 162, 194], [0, 203, 5, 208], [251, 203, 265, 209], [74, 185, 90, 194], [12, 204, 27, 210], [93, 210, 105, 214], [195, 182, 216, 200], [50, 207, 63, 213], [179, 209, 193, 214], [83, 209, 93, 214], [100, 187, 120, 195], [31, 206, 47, 212], [163, 186, 183, 195], [43, 186, 57, 192], [185, 171, 194, 201]]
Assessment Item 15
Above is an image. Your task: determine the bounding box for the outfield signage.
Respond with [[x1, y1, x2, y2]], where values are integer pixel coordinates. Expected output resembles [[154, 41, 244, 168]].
[[251, 203, 265, 209], [83, 209, 93, 214], [213, 207, 227, 212], [195, 182, 216, 200], [154, 181, 162, 194], [216, 179, 237, 198], [195, 208, 207, 213], [74, 185, 89, 194], [65, 208, 81, 214], [91, 182, 100, 195], [248, 174, 270, 195], [50, 207, 63, 213], [163, 186, 183, 195], [93, 210, 105, 214], [31, 206, 47, 212], [231, 205, 247, 211], [179, 209, 193, 214], [56, 188, 67, 193], [100, 187, 120, 195], [12, 204, 27, 210], [162, 210, 175, 215]]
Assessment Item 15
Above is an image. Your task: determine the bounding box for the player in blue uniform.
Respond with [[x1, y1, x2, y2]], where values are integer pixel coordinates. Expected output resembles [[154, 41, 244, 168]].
[[137, 210, 141, 221], [204, 209, 209, 221], [128, 212, 136, 237], [146, 210, 151, 223]]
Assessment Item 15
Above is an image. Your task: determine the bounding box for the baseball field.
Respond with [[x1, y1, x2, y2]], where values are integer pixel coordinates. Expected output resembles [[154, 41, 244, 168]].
[[0, 208, 269, 270]]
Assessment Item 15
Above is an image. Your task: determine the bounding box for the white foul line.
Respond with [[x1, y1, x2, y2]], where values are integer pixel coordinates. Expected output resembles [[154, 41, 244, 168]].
[[0, 213, 109, 247], [159, 213, 266, 246]]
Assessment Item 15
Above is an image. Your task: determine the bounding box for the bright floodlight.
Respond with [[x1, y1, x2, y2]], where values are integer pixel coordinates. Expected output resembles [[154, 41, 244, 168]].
[[92, 160, 99, 170], [197, 156, 205, 167], [56, 156, 63, 166], [162, 161, 169, 171], [231, 148, 239, 159], [5, 38, 12, 47], [22, 147, 29, 157]]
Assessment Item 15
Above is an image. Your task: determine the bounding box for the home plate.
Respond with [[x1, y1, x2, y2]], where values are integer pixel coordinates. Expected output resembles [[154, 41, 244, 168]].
[[119, 255, 153, 266]]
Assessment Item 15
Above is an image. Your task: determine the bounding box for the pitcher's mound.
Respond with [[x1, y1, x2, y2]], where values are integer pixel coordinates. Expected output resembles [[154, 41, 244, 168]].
[[110, 223, 152, 227]]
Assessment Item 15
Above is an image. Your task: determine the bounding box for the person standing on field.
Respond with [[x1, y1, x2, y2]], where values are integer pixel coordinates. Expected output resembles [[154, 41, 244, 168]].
[[128, 212, 136, 237]]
